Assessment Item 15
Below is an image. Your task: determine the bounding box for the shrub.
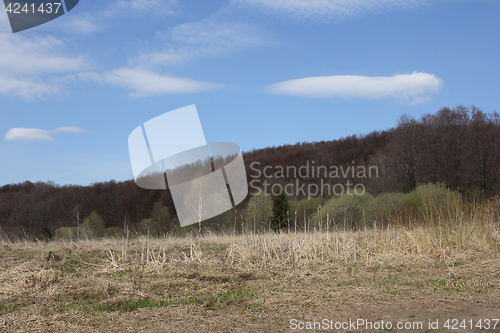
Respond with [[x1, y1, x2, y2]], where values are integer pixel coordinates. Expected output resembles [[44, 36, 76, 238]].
[[363, 192, 407, 226], [314, 190, 374, 230], [81, 211, 105, 239], [245, 192, 273, 231], [137, 205, 172, 237], [410, 183, 462, 227], [290, 197, 325, 221], [314, 183, 465, 230], [138, 218, 156, 237]]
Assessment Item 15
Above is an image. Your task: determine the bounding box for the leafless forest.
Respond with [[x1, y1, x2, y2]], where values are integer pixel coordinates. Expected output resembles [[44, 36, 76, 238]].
[[1, 105, 499, 241]]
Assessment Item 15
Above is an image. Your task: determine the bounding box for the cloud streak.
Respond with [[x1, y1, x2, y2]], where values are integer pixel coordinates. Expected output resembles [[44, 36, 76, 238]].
[[268, 72, 443, 103], [72, 11, 260, 96], [80, 68, 221, 97], [232, 0, 429, 20], [131, 16, 267, 68], [57, 2, 265, 96], [5, 127, 87, 142]]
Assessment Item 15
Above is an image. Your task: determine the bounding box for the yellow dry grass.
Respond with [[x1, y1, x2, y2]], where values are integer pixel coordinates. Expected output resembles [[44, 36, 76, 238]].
[[0, 209, 498, 332]]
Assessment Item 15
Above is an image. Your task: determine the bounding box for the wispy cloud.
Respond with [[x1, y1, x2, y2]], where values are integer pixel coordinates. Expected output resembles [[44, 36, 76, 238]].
[[131, 16, 267, 68], [5, 127, 87, 142], [60, 0, 178, 34], [61, 16, 99, 34], [79, 68, 221, 97], [86, 14, 263, 96], [55, 0, 265, 96], [0, 12, 88, 98], [232, 0, 429, 20], [268, 72, 443, 103]]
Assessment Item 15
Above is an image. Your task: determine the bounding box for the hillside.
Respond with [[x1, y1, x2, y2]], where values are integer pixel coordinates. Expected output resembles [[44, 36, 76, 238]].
[[1, 105, 499, 240]]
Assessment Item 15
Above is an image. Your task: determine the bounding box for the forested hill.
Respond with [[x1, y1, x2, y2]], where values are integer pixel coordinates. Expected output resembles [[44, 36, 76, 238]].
[[1, 105, 499, 240]]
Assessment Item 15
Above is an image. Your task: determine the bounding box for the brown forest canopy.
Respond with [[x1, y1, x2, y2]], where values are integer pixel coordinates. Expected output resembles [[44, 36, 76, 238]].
[[1, 105, 499, 239]]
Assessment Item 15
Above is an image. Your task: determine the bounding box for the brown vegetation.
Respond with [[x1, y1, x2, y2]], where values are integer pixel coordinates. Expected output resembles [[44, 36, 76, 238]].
[[0, 195, 499, 331]]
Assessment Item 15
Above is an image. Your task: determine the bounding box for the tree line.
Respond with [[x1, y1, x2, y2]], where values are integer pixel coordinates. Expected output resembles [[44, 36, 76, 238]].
[[0, 105, 498, 240]]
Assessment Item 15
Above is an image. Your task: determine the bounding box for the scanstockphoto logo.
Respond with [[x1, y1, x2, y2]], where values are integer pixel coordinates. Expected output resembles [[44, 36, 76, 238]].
[[128, 105, 248, 227], [3, 0, 79, 33]]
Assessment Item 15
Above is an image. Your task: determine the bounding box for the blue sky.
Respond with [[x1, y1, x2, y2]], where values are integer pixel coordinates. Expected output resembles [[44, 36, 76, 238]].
[[0, 0, 499, 186]]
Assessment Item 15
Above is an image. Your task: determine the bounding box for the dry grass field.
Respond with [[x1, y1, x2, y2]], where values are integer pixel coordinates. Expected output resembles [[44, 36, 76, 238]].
[[0, 216, 499, 332]]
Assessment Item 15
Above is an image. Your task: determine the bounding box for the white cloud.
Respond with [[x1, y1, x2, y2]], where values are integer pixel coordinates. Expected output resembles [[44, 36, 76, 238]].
[[0, 11, 88, 98], [131, 16, 266, 68], [0, 75, 56, 99], [268, 72, 443, 103], [81, 68, 221, 97], [59, 4, 241, 96], [232, 0, 429, 20], [0, 35, 86, 75], [5, 127, 87, 142], [61, 16, 98, 34], [53, 126, 87, 133], [5, 128, 54, 142], [75, 16, 242, 96], [60, 4, 263, 95], [168, 18, 264, 55]]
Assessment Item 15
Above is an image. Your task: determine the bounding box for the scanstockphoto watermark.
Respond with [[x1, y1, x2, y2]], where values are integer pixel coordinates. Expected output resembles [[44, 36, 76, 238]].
[[249, 161, 379, 199], [290, 318, 500, 331], [290, 318, 424, 331]]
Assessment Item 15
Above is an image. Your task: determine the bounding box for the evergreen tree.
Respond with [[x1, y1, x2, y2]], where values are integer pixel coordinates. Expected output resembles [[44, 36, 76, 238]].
[[271, 191, 288, 231]]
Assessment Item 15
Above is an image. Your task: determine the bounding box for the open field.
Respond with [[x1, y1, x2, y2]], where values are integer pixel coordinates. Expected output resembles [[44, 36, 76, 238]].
[[0, 225, 499, 332]]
